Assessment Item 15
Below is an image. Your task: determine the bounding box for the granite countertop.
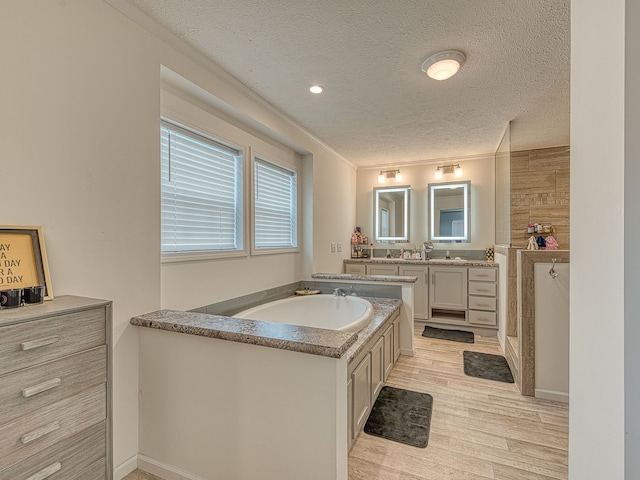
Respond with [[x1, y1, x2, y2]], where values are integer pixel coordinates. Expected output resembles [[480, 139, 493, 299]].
[[344, 258, 497, 268], [131, 297, 402, 361], [312, 273, 418, 283]]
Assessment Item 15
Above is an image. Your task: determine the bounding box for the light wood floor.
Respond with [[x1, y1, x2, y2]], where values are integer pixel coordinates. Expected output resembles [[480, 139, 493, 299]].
[[125, 326, 568, 480]]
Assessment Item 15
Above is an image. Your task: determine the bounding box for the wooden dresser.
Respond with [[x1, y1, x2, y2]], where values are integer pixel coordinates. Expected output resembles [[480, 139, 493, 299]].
[[0, 296, 112, 480]]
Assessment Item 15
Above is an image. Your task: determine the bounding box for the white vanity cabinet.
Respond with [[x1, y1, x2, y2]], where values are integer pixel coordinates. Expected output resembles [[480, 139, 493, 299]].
[[366, 264, 399, 276], [370, 337, 384, 401], [468, 268, 498, 326], [350, 354, 371, 439], [347, 310, 400, 450], [398, 265, 428, 319], [429, 266, 468, 323], [344, 263, 366, 275]]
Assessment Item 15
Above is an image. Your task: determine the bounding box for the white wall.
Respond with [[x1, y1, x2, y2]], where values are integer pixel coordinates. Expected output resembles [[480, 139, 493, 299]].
[[356, 156, 495, 253], [534, 263, 569, 403], [570, 1, 626, 477], [2, 0, 356, 473], [138, 328, 348, 480]]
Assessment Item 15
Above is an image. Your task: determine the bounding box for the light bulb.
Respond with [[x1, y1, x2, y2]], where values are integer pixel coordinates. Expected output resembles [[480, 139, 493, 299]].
[[427, 59, 461, 80], [378, 172, 386, 183], [455, 165, 463, 177], [435, 168, 443, 180], [395, 171, 403, 182]]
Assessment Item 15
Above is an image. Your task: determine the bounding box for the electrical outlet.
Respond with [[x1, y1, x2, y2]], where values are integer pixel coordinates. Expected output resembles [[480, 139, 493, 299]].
[[337, 242, 342, 252], [331, 242, 336, 253]]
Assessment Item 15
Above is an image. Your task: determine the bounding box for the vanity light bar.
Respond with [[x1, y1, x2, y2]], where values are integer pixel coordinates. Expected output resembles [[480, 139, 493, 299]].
[[378, 169, 403, 183], [434, 164, 463, 179]]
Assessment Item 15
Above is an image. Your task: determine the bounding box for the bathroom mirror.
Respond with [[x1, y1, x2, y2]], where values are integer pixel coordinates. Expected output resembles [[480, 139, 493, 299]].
[[428, 181, 470, 242], [374, 186, 410, 242]]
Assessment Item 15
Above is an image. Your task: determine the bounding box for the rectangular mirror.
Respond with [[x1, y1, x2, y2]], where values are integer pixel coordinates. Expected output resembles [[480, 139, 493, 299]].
[[429, 181, 470, 242], [374, 186, 410, 242]]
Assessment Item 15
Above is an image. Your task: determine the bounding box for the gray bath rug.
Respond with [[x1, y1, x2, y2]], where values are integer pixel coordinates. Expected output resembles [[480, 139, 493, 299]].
[[364, 386, 433, 448], [422, 325, 474, 343], [463, 351, 514, 383]]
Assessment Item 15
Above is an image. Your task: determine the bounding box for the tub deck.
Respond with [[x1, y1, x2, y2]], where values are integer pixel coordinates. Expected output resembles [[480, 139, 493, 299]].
[[131, 296, 401, 360]]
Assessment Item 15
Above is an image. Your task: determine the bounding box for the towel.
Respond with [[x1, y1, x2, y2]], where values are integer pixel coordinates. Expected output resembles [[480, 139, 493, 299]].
[[527, 236, 538, 250], [545, 235, 559, 250]]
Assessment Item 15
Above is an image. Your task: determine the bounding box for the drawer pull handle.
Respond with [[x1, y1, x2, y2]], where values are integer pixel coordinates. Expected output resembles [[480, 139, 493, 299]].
[[476, 288, 490, 292], [25, 462, 62, 480], [22, 378, 62, 398], [21, 336, 59, 351], [477, 303, 491, 307], [475, 273, 489, 277], [21, 421, 60, 445]]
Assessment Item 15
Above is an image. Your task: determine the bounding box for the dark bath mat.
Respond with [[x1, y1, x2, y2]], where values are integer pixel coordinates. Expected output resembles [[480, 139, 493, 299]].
[[422, 325, 474, 343], [463, 351, 514, 383], [364, 385, 433, 448]]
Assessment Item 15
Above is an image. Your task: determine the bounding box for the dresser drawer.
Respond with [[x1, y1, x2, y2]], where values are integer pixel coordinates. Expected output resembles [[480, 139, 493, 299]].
[[0, 346, 107, 426], [468, 268, 496, 282], [0, 384, 106, 468], [71, 457, 106, 480], [468, 310, 497, 326], [468, 296, 497, 311], [468, 281, 496, 297], [0, 421, 106, 480], [0, 308, 106, 376]]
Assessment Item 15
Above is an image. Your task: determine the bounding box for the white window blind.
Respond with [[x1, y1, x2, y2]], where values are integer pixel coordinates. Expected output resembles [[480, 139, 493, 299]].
[[161, 121, 243, 254], [254, 158, 298, 250]]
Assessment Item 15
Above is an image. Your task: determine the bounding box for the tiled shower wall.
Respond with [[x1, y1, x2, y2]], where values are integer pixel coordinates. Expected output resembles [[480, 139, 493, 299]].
[[510, 146, 570, 249]]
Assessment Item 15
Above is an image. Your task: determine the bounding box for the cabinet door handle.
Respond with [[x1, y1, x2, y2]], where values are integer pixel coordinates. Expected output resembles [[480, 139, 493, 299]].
[[476, 288, 490, 292], [476, 303, 491, 307], [25, 462, 62, 480], [22, 378, 62, 398], [20, 421, 60, 445], [20, 336, 59, 351]]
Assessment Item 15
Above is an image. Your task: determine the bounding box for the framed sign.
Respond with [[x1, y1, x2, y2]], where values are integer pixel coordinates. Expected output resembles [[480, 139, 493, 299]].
[[0, 226, 53, 300]]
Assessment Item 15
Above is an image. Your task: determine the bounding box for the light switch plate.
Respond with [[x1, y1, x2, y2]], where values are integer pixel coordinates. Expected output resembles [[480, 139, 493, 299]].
[[337, 242, 342, 252], [331, 242, 336, 253]]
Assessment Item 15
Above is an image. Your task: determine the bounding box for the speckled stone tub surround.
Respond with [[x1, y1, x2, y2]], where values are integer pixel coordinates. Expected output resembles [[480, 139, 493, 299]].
[[131, 296, 401, 361]]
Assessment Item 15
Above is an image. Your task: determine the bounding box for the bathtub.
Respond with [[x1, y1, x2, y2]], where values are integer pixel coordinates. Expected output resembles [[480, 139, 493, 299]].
[[234, 294, 374, 332]]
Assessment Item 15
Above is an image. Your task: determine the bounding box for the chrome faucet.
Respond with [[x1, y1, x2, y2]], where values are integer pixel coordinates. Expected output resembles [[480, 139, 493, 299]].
[[333, 288, 346, 296]]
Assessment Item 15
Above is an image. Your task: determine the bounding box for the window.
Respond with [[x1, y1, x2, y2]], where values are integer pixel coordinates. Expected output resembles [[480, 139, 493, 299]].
[[253, 157, 298, 252], [161, 120, 244, 257]]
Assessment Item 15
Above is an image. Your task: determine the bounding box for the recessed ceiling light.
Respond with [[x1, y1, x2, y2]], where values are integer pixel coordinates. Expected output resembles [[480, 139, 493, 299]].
[[309, 85, 324, 94], [421, 50, 466, 81]]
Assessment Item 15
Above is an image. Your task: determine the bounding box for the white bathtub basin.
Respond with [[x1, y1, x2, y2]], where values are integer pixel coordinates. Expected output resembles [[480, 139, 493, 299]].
[[233, 294, 374, 333]]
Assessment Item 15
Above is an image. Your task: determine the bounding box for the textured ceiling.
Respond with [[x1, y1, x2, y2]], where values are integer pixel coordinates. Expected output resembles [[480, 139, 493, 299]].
[[129, 0, 570, 167]]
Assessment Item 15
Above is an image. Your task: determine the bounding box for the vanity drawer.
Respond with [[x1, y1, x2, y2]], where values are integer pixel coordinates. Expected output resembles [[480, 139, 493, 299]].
[[0, 384, 106, 468], [468, 268, 496, 282], [0, 421, 106, 480], [468, 296, 496, 312], [0, 308, 106, 376], [468, 310, 497, 326], [468, 281, 497, 297], [0, 346, 107, 425]]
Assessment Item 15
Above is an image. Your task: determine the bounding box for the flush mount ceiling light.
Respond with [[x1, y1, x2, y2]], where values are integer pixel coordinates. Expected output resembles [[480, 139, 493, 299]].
[[434, 164, 463, 180], [309, 85, 324, 94], [378, 169, 403, 183], [421, 50, 466, 81]]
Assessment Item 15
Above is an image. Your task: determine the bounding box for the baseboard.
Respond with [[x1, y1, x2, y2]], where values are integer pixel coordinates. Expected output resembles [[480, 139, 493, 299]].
[[535, 388, 569, 403], [138, 454, 207, 480], [400, 347, 415, 356], [113, 454, 138, 480]]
